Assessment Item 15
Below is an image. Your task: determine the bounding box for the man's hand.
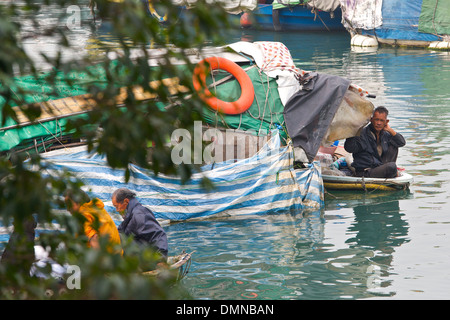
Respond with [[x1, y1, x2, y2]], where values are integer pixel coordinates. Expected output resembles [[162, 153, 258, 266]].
[[384, 121, 397, 136]]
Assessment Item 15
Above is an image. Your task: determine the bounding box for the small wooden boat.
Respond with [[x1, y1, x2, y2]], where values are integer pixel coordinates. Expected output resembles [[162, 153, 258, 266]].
[[142, 250, 194, 280], [323, 171, 413, 191]]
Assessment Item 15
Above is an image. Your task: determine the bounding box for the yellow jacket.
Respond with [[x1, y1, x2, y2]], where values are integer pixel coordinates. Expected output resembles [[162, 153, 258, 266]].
[[79, 198, 121, 254]]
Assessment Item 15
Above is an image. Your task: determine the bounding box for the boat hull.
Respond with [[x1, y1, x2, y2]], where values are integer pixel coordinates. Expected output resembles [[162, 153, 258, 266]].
[[323, 172, 413, 191], [142, 251, 193, 279], [249, 4, 345, 32]]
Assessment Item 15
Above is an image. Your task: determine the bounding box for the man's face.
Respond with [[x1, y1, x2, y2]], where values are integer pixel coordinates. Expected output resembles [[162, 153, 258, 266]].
[[112, 196, 129, 216], [371, 111, 388, 133]]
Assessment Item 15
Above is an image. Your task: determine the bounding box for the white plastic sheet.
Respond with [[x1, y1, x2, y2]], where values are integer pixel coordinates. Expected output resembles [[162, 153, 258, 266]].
[[339, 0, 383, 30]]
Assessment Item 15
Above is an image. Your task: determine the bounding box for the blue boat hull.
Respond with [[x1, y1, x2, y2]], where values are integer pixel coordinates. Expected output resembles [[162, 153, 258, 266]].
[[249, 4, 345, 32]]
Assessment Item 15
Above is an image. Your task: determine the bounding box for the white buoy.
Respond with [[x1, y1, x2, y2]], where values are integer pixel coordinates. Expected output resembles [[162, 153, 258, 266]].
[[351, 35, 378, 47], [429, 41, 450, 51]]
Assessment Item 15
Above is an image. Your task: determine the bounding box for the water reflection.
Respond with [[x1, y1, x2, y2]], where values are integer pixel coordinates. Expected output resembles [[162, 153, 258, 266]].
[[349, 199, 410, 296], [166, 211, 323, 299], [0, 190, 414, 299], [166, 188, 411, 299]]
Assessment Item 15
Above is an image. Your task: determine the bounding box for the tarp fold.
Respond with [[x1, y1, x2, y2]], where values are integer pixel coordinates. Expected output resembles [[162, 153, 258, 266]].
[[283, 72, 350, 162]]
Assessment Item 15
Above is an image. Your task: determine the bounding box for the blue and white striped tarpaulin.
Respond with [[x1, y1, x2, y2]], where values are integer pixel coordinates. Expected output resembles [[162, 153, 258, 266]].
[[39, 131, 324, 222]]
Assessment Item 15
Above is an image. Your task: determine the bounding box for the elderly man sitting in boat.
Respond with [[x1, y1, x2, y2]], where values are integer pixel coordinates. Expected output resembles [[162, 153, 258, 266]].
[[344, 106, 406, 178]]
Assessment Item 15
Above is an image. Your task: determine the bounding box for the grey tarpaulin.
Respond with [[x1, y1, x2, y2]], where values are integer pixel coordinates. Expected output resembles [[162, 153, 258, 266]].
[[283, 72, 351, 162]]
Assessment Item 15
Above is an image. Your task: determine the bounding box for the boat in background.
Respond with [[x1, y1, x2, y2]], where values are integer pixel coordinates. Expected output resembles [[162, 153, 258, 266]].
[[95, 0, 344, 32], [340, 0, 450, 50], [241, 0, 345, 32]]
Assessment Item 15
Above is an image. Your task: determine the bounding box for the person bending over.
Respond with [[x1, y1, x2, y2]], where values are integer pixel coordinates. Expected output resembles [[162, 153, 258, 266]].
[[112, 188, 168, 260]]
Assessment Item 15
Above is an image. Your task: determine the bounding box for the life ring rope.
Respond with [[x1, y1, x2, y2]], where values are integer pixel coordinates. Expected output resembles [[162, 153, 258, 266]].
[[192, 57, 255, 115]]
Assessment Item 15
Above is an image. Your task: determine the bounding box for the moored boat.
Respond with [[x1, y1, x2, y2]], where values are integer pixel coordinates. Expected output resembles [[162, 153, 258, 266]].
[[316, 145, 413, 191], [322, 170, 413, 191], [2, 40, 377, 222], [340, 0, 450, 50], [137, 0, 344, 32], [240, 0, 345, 32]]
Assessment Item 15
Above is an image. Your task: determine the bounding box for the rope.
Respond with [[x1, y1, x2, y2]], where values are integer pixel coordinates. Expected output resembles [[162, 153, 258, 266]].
[[176, 251, 194, 281]]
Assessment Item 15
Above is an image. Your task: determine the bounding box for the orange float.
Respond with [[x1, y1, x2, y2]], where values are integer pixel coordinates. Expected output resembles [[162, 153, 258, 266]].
[[192, 57, 255, 115], [240, 12, 252, 28]]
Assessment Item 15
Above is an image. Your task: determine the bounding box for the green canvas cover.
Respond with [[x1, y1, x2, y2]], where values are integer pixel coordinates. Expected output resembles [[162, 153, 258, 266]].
[[418, 0, 450, 36], [201, 66, 286, 137], [0, 117, 82, 153], [0, 64, 112, 152]]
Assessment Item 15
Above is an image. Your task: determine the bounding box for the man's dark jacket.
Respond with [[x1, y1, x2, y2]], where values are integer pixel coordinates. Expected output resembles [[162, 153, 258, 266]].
[[344, 123, 406, 172], [118, 198, 168, 257]]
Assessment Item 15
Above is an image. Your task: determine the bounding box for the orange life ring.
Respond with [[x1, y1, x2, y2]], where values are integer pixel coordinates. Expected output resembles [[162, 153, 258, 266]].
[[192, 57, 254, 115]]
